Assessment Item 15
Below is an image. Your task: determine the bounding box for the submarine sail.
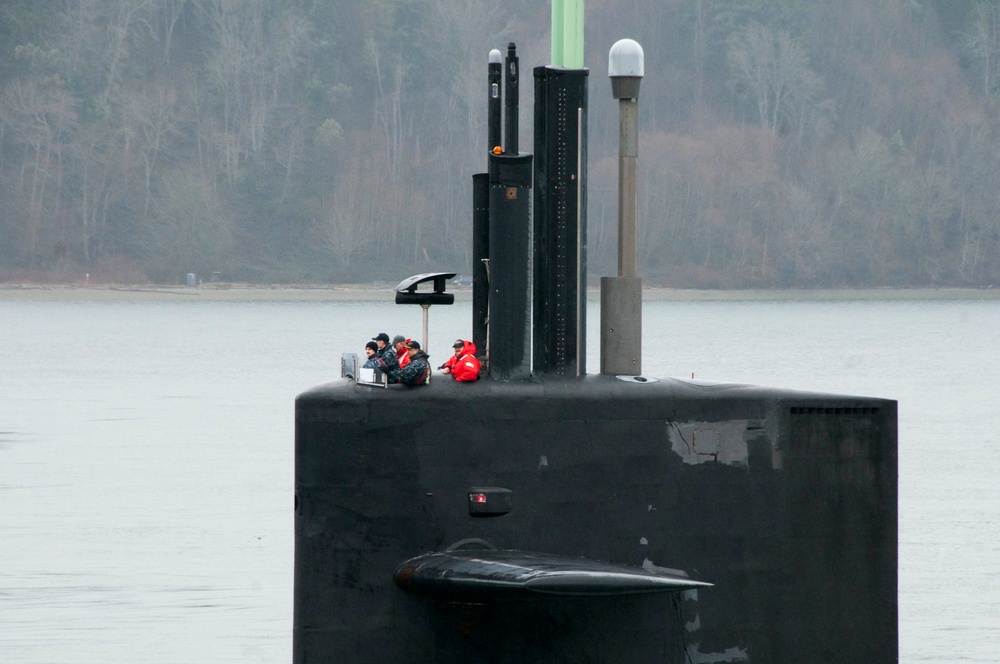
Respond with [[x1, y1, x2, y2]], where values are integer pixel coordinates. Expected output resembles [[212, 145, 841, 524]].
[[293, 3, 897, 662]]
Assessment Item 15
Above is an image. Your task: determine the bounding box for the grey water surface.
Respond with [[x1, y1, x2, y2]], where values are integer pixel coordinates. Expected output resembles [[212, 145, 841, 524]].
[[1, 297, 998, 663]]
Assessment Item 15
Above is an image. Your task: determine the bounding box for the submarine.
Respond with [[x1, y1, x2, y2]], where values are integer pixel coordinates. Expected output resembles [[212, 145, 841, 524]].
[[294, 9, 897, 663]]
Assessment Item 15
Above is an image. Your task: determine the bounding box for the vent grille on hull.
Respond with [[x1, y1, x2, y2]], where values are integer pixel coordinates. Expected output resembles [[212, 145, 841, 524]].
[[790, 406, 880, 415]]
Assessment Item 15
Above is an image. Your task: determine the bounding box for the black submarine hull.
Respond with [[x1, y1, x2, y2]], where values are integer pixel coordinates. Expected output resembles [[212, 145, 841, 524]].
[[294, 375, 897, 663]]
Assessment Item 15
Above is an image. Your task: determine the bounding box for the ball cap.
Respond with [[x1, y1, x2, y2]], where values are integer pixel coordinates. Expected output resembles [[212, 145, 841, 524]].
[[405, 339, 421, 350], [391, 334, 406, 345], [372, 332, 390, 343], [453, 339, 464, 349]]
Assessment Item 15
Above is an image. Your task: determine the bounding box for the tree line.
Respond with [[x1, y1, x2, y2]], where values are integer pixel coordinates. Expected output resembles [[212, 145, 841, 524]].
[[2, 0, 999, 288]]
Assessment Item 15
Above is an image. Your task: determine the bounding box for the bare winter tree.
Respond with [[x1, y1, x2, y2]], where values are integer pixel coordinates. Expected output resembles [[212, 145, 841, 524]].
[[0, 80, 77, 269], [727, 21, 829, 139], [961, 1, 1000, 97]]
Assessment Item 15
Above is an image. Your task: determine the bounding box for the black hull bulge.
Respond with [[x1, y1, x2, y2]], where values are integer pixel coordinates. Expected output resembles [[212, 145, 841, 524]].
[[294, 375, 897, 663]]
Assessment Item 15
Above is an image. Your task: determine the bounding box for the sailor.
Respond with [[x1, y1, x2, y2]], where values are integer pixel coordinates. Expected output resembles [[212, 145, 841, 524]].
[[439, 339, 464, 374], [372, 332, 399, 374], [440, 339, 481, 381], [392, 334, 411, 369], [391, 340, 431, 387], [362, 341, 383, 369]]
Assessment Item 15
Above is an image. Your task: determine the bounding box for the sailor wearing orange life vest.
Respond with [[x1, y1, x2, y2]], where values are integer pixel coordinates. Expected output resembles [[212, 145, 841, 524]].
[[439, 339, 481, 381]]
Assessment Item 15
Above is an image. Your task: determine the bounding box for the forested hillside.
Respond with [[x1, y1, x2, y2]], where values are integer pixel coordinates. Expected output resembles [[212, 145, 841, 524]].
[[2, 0, 999, 287]]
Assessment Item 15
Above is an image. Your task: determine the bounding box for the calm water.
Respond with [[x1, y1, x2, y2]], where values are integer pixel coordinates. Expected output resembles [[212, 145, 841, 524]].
[[2, 297, 998, 663]]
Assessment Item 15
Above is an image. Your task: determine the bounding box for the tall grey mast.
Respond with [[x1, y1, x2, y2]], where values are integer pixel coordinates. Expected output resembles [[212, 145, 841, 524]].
[[600, 39, 644, 376]]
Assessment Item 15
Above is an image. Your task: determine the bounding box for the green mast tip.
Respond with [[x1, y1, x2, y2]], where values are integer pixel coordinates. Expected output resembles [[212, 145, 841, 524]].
[[551, 0, 584, 69]]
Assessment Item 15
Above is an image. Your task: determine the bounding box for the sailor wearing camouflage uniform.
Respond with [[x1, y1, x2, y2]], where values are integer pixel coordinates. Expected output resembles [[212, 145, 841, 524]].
[[372, 332, 399, 376], [392, 340, 430, 387]]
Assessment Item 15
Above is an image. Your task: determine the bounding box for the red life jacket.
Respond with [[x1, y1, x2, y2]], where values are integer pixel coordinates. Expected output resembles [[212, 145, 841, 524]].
[[451, 340, 481, 382]]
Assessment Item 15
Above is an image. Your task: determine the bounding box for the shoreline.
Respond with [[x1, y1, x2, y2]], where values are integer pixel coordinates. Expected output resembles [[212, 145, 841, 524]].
[[2, 283, 999, 302]]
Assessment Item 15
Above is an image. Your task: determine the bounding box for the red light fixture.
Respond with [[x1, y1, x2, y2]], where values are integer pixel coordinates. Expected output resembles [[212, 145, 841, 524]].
[[467, 487, 513, 516]]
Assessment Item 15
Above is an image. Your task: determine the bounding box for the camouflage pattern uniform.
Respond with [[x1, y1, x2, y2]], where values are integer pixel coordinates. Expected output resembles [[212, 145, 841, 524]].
[[377, 345, 399, 375], [394, 350, 430, 387]]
